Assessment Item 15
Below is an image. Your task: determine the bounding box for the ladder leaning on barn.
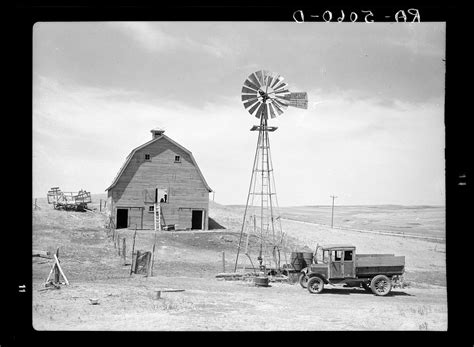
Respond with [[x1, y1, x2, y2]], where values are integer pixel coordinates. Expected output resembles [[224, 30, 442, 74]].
[[149, 202, 161, 276]]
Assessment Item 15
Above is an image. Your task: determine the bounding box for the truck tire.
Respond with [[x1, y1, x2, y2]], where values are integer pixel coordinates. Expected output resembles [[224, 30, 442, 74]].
[[370, 275, 392, 296], [298, 273, 308, 288], [307, 276, 324, 294]]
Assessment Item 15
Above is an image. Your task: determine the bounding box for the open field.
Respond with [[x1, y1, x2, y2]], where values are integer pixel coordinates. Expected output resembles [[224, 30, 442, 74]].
[[32, 197, 447, 330], [227, 204, 445, 240]]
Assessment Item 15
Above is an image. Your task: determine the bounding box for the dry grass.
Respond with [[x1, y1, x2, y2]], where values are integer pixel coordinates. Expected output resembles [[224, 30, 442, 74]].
[[31, 198, 447, 331]]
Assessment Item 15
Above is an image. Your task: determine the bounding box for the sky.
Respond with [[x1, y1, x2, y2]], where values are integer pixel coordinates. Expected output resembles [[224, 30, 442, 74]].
[[33, 21, 446, 206]]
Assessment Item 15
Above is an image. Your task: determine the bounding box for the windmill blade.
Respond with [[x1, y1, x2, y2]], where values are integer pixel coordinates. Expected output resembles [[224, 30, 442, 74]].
[[272, 80, 286, 92], [274, 89, 290, 95], [274, 82, 288, 92], [255, 70, 265, 87], [271, 101, 284, 116], [248, 101, 262, 116], [271, 75, 284, 89], [254, 103, 267, 119], [242, 86, 257, 95], [244, 79, 260, 92], [262, 70, 275, 88], [266, 75, 275, 90], [273, 97, 289, 109], [242, 94, 258, 102], [243, 98, 259, 110], [268, 103, 277, 118], [248, 73, 262, 89], [274, 94, 290, 104]]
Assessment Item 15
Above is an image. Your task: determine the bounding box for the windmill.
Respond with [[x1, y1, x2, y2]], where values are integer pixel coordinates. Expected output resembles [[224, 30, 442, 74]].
[[234, 70, 308, 275]]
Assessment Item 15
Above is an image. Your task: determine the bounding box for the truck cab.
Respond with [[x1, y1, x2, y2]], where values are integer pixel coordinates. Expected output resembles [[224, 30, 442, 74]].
[[300, 244, 405, 296]]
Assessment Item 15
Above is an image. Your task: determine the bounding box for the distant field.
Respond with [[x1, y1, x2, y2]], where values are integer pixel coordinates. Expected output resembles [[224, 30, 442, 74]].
[[225, 204, 445, 239], [35, 194, 445, 240], [278, 205, 445, 239]]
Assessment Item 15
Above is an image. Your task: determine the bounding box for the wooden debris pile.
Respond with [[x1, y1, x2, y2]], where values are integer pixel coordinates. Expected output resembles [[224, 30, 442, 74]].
[[47, 187, 92, 211]]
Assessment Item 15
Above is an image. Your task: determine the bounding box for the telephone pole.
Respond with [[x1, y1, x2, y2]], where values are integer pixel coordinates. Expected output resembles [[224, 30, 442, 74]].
[[330, 195, 338, 228]]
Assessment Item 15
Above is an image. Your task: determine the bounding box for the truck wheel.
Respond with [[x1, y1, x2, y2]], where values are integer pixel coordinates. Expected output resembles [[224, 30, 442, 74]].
[[307, 277, 324, 294], [370, 275, 392, 296], [298, 273, 308, 288]]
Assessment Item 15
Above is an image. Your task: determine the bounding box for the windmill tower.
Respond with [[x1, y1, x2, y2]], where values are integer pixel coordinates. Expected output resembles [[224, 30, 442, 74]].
[[234, 70, 308, 274]]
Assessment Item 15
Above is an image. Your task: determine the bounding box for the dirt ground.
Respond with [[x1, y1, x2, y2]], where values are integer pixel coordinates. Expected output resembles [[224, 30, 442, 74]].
[[31, 198, 447, 331]]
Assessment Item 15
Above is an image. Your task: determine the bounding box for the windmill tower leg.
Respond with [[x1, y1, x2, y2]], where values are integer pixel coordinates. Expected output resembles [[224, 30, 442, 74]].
[[234, 113, 284, 274]]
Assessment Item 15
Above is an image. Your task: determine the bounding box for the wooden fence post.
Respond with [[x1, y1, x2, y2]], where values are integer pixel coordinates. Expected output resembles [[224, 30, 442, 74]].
[[130, 225, 137, 275], [222, 251, 226, 272], [117, 235, 121, 255], [54, 248, 60, 283], [100, 199, 102, 212]]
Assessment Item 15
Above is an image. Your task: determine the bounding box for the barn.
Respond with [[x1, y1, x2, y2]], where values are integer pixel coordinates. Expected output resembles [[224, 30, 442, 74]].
[[105, 128, 212, 230]]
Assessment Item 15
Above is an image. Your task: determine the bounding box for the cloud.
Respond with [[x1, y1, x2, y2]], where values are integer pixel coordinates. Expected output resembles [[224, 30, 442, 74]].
[[385, 23, 445, 57], [108, 22, 231, 58], [33, 75, 445, 205]]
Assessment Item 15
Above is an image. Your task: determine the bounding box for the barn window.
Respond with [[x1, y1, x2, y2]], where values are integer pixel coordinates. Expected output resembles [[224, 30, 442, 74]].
[[174, 155, 181, 163], [145, 154, 151, 161], [148, 205, 154, 212]]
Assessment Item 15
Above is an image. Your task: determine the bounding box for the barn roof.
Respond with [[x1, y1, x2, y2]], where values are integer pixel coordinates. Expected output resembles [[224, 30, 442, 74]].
[[105, 134, 212, 192]]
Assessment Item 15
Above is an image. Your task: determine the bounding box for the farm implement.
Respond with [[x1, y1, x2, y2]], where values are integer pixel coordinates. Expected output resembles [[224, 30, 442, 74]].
[[47, 187, 92, 211]]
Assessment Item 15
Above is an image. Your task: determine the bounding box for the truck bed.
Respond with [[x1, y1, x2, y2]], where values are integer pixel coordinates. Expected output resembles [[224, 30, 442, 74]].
[[355, 254, 405, 277]]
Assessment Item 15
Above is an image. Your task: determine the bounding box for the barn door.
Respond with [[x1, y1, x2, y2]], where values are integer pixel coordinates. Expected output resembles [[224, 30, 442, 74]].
[[191, 210, 203, 230], [116, 208, 129, 229]]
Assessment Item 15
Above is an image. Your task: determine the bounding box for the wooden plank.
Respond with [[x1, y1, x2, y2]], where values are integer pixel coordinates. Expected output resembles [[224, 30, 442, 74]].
[[53, 254, 69, 285], [356, 256, 405, 267], [32, 250, 51, 258], [356, 266, 405, 276]]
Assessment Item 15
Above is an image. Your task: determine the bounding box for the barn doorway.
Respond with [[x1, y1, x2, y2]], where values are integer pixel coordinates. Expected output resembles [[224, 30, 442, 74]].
[[191, 210, 203, 230], [116, 208, 129, 229]]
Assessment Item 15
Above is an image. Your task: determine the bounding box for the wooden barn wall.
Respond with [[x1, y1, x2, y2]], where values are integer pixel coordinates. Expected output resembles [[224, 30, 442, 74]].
[[110, 138, 209, 230]]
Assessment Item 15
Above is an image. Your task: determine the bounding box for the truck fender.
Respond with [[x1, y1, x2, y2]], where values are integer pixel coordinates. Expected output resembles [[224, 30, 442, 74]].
[[307, 273, 329, 284]]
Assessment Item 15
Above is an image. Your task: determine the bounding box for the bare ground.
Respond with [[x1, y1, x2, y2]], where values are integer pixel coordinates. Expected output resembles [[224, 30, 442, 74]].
[[32, 198, 447, 331]]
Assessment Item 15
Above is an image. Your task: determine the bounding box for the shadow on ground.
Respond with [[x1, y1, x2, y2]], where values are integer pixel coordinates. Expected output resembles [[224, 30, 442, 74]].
[[312, 288, 413, 296], [208, 217, 226, 230]]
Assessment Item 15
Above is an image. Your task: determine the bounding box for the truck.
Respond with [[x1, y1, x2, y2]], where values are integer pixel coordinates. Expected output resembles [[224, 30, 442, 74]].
[[298, 244, 405, 296]]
